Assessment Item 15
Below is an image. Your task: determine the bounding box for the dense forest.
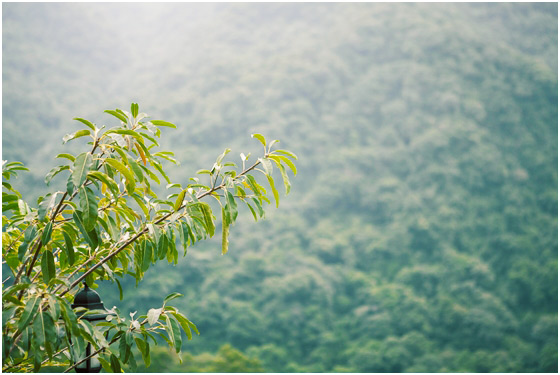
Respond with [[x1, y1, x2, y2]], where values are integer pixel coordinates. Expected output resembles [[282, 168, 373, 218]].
[[3, 3, 557, 372]]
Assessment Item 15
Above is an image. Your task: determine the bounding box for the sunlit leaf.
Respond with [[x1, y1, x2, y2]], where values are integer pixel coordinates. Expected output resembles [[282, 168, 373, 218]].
[[105, 109, 128, 123], [63, 129, 91, 144], [73, 118, 96, 130], [251, 133, 267, 147], [151, 120, 176, 128]]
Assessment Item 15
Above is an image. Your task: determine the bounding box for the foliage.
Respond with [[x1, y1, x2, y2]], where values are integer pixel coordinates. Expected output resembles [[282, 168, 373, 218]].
[[2, 2, 557, 373], [1, 104, 297, 372], [133, 344, 264, 373]]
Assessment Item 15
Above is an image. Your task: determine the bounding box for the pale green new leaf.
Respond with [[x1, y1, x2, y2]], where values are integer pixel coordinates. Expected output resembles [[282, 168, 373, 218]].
[[127, 157, 144, 182], [174, 189, 186, 212], [151, 120, 177, 128], [251, 133, 267, 147], [73, 117, 96, 130], [55, 153, 76, 162], [105, 109, 128, 123], [105, 158, 136, 194], [273, 149, 298, 160], [267, 175, 280, 208]]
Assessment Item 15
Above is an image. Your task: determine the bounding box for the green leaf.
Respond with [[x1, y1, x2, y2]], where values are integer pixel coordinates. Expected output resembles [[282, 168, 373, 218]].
[[131, 103, 139, 118], [116, 279, 124, 301], [216, 148, 231, 166], [165, 314, 182, 353], [73, 117, 96, 130], [87, 171, 119, 198], [105, 158, 136, 194], [267, 175, 280, 208], [127, 157, 144, 182], [273, 149, 298, 160], [269, 153, 297, 175], [251, 133, 267, 147], [41, 250, 56, 284], [110, 353, 122, 373], [246, 174, 264, 196], [63, 129, 91, 144], [277, 162, 291, 194], [131, 194, 150, 217], [38, 193, 59, 222], [135, 338, 151, 367], [32, 312, 56, 359], [190, 202, 215, 237], [143, 241, 153, 270], [245, 200, 258, 221], [17, 295, 40, 333], [55, 153, 76, 162], [225, 190, 238, 222], [45, 165, 70, 185], [260, 158, 273, 176], [41, 222, 53, 246], [252, 197, 264, 217], [79, 187, 98, 231], [151, 160, 171, 184], [119, 334, 131, 364], [164, 292, 183, 304], [72, 152, 93, 188], [98, 357, 112, 373], [171, 313, 194, 340], [62, 231, 75, 266], [151, 120, 177, 128], [174, 189, 186, 212], [73, 210, 97, 250], [105, 109, 128, 123]]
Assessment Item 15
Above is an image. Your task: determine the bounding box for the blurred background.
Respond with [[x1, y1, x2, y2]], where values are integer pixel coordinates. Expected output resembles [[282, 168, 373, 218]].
[[2, 2, 558, 372]]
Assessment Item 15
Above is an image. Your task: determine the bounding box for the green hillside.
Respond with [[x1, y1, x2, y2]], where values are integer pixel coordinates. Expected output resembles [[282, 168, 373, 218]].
[[2, 3, 557, 372]]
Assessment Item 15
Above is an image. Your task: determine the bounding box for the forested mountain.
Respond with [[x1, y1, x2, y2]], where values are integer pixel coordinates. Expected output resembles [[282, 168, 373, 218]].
[[3, 3, 557, 372]]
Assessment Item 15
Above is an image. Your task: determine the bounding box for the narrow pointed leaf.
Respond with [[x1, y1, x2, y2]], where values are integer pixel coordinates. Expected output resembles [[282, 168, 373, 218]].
[[73, 118, 96, 130], [62, 231, 75, 266], [251, 133, 267, 147], [41, 222, 53, 246], [17, 296, 40, 333], [174, 189, 186, 212], [79, 187, 98, 231], [105, 158, 136, 194], [267, 175, 280, 208], [63, 129, 91, 144], [105, 109, 128, 123], [151, 120, 176, 128], [45, 165, 70, 185], [72, 152, 93, 188], [41, 250, 56, 284]]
